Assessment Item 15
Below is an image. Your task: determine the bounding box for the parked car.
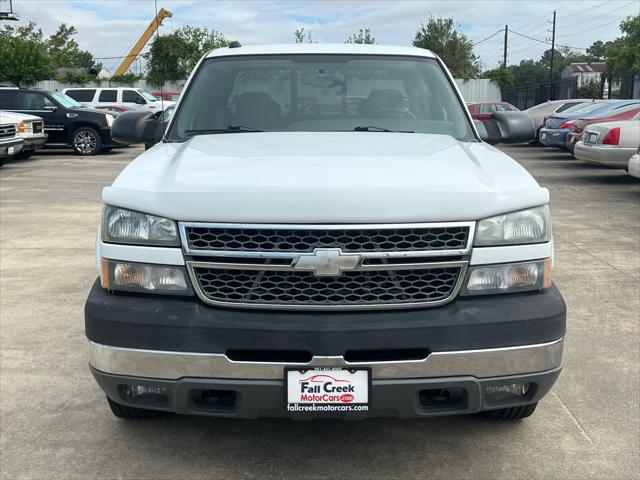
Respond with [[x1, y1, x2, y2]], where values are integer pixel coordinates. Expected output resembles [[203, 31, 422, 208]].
[[574, 114, 640, 169], [539, 100, 638, 148], [0, 122, 23, 167], [0, 88, 122, 155], [467, 101, 518, 120], [89, 44, 566, 422], [524, 99, 591, 142], [63, 87, 174, 112], [151, 90, 180, 102], [94, 105, 133, 114], [565, 103, 640, 153], [628, 147, 640, 179], [0, 111, 47, 159]]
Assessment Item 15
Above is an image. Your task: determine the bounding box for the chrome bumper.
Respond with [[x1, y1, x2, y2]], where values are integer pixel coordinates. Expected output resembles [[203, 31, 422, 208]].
[[89, 338, 564, 380]]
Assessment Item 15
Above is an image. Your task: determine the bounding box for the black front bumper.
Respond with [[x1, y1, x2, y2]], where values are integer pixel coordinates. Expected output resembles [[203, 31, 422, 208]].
[[92, 366, 562, 419], [0, 137, 23, 158], [85, 279, 566, 355]]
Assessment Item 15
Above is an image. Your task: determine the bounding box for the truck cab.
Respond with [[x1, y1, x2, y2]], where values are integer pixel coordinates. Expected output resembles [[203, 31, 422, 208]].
[[86, 44, 565, 421]]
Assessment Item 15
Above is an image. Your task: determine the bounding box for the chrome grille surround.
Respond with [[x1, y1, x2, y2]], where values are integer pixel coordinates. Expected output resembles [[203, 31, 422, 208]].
[[0, 124, 17, 138], [180, 222, 475, 310]]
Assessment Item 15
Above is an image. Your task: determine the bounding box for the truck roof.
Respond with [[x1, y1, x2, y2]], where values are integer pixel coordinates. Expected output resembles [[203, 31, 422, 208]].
[[205, 43, 437, 59]]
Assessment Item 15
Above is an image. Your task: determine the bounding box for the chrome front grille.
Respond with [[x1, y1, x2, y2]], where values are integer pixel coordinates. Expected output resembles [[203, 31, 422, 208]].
[[0, 124, 17, 138], [180, 222, 474, 310]]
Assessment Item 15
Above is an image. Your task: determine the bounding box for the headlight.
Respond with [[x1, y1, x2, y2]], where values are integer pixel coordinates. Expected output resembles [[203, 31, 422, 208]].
[[105, 114, 114, 127], [475, 206, 550, 246], [100, 259, 193, 295], [461, 259, 550, 295], [101, 206, 179, 246]]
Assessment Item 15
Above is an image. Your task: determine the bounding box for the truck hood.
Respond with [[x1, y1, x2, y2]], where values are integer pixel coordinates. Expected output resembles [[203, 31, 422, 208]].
[[103, 132, 548, 223]]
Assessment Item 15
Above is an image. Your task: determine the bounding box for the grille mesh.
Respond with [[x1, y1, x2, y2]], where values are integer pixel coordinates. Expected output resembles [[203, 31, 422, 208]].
[[185, 226, 469, 253], [193, 267, 461, 307]]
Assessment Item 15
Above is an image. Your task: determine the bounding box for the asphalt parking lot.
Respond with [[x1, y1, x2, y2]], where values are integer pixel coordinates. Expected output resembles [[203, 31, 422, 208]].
[[1, 144, 639, 480]]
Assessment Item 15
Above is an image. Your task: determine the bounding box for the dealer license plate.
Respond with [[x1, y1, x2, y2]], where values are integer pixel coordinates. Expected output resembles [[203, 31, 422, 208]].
[[286, 367, 370, 413], [541, 133, 547, 140], [8, 146, 14, 155], [587, 132, 598, 144]]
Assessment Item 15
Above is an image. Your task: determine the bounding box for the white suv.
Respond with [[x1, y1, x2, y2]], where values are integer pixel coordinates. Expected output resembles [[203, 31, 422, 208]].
[[63, 87, 173, 112], [87, 44, 565, 422]]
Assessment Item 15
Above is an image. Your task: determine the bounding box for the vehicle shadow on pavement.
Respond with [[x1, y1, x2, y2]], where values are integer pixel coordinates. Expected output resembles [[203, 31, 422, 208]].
[[106, 414, 526, 478]]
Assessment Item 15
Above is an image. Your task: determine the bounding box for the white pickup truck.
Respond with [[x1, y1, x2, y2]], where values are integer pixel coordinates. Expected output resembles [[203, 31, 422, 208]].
[[86, 44, 565, 421]]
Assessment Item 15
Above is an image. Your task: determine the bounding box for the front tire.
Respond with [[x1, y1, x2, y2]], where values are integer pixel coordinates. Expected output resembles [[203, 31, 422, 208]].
[[106, 396, 165, 420], [72, 127, 102, 155], [482, 402, 538, 420]]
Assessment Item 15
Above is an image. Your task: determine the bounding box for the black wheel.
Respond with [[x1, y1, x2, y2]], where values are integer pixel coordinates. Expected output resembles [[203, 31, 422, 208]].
[[482, 402, 538, 420], [72, 126, 102, 155], [106, 396, 165, 420], [14, 150, 34, 160]]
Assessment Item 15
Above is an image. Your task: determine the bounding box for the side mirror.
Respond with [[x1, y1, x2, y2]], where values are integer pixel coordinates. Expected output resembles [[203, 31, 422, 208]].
[[111, 110, 164, 144], [492, 111, 536, 144], [136, 97, 147, 105], [474, 120, 498, 145]]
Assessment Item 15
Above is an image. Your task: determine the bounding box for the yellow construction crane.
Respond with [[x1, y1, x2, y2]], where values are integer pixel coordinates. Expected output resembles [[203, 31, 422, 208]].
[[113, 7, 173, 76]]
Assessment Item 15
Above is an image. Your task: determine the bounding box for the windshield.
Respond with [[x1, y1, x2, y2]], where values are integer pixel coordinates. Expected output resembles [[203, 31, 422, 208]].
[[168, 54, 474, 141], [51, 92, 83, 109], [138, 89, 158, 101]]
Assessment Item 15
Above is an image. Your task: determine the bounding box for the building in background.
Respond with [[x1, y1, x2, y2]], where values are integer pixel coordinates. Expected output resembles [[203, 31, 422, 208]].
[[561, 62, 606, 89]]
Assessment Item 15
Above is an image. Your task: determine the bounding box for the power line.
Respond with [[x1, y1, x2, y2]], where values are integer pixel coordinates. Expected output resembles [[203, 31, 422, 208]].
[[556, 12, 635, 37], [559, 0, 613, 29], [472, 29, 504, 46], [509, 29, 588, 50]]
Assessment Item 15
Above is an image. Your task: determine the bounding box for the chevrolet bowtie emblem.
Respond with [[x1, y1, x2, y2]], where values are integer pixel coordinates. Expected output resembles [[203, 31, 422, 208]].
[[294, 248, 360, 276]]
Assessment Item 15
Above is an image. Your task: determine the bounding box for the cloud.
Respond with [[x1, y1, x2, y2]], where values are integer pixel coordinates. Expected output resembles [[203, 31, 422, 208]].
[[8, 0, 638, 73]]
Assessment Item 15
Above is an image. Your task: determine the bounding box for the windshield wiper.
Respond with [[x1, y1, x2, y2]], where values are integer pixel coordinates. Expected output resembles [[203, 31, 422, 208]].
[[185, 125, 264, 136], [353, 125, 414, 133]]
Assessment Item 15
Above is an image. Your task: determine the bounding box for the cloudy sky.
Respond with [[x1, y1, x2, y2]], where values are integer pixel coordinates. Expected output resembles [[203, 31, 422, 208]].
[[5, 0, 639, 73]]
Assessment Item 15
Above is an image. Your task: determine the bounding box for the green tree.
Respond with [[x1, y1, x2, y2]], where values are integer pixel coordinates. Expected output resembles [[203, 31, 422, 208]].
[[484, 66, 514, 89], [539, 48, 563, 73], [576, 79, 601, 99], [413, 17, 480, 78], [174, 26, 229, 73], [61, 70, 92, 86], [606, 14, 640, 72], [47, 23, 96, 70], [509, 59, 548, 85], [346, 28, 375, 44], [0, 28, 53, 86], [294, 27, 314, 43], [110, 73, 143, 85], [144, 33, 191, 85], [586, 40, 607, 61], [1, 21, 44, 42]]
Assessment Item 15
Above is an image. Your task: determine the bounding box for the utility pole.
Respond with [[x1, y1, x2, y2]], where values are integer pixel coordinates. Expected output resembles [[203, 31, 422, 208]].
[[548, 11, 556, 100], [503, 25, 508, 69]]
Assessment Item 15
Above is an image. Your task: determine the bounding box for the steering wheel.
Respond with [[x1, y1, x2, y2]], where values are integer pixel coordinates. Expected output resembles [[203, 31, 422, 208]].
[[370, 107, 417, 119]]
